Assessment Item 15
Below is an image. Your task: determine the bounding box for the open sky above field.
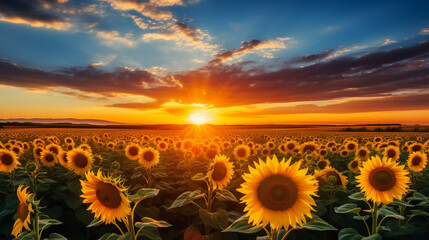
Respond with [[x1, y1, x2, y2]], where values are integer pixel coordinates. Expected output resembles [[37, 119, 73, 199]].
[[1, 0, 429, 125]]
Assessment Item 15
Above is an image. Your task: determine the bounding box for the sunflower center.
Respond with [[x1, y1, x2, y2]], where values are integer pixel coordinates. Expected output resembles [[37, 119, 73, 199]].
[[369, 168, 396, 191], [35, 149, 42, 157], [96, 182, 122, 209], [359, 150, 367, 157], [351, 161, 358, 169], [347, 144, 355, 150], [211, 162, 227, 181], [318, 161, 327, 169], [63, 154, 68, 163], [129, 147, 139, 156], [412, 156, 422, 166], [387, 149, 396, 158], [13, 147, 20, 154], [1, 154, 13, 165], [17, 202, 29, 221], [257, 175, 298, 211], [74, 153, 88, 168], [50, 147, 59, 154], [143, 151, 154, 161], [206, 149, 217, 160], [237, 148, 246, 157], [287, 143, 295, 150], [325, 171, 341, 185], [45, 154, 54, 162], [412, 145, 421, 152]]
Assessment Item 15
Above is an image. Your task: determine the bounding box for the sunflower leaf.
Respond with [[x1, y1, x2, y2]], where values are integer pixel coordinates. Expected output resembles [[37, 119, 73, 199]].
[[191, 173, 205, 181], [215, 189, 238, 202], [128, 188, 159, 202], [168, 190, 204, 209], [222, 215, 262, 233], [46, 233, 68, 240], [379, 207, 404, 220], [17, 231, 37, 240], [199, 208, 229, 230], [87, 218, 104, 228], [135, 217, 172, 228], [349, 192, 366, 201], [334, 203, 361, 215], [299, 214, 337, 231], [136, 227, 162, 240], [98, 232, 130, 240], [392, 198, 414, 207], [338, 228, 381, 240]]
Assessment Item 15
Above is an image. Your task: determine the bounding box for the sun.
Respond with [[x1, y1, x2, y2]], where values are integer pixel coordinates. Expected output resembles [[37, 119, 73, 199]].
[[189, 113, 207, 125]]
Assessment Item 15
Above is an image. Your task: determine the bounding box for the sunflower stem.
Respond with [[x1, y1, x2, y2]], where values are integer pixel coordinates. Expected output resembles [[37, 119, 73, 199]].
[[270, 227, 279, 240], [34, 209, 40, 240], [280, 227, 293, 240], [127, 214, 136, 240], [371, 201, 379, 235], [204, 181, 214, 236]]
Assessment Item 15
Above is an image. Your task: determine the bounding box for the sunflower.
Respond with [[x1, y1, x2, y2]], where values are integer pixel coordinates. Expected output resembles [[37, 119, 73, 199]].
[[11, 186, 34, 238], [80, 171, 130, 224], [409, 143, 423, 153], [356, 156, 410, 204], [345, 141, 358, 152], [238, 156, 318, 229], [207, 155, 234, 190], [348, 159, 361, 173], [125, 144, 141, 161], [285, 141, 297, 152], [157, 141, 168, 151], [138, 147, 160, 168], [68, 149, 93, 175], [58, 151, 69, 167], [46, 144, 61, 155], [356, 147, 370, 160], [182, 139, 194, 152], [64, 137, 74, 146], [300, 142, 318, 155], [340, 149, 349, 158], [316, 159, 330, 170], [318, 166, 348, 189], [0, 149, 20, 172], [407, 152, 428, 172], [234, 144, 251, 161], [40, 149, 57, 167], [78, 144, 92, 153], [11, 146, 23, 157], [383, 146, 400, 161]]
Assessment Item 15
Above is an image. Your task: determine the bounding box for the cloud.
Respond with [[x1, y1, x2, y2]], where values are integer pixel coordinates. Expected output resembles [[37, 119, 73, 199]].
[[104, 101, 161, 111], [289, 49, 335, 63], [142, 22, 218, 51], [129, 14, 148, 29], [1, 40, 429, 115], [383, 38, 397, 46], [95, 30, 135, 46], [209, 37, 290, 65], [0, 0, 71, 30], [103, 0, 174, 20], [420, 28, 429, 35], [91, 54, 117, 66], [221, 93, 429, 117]]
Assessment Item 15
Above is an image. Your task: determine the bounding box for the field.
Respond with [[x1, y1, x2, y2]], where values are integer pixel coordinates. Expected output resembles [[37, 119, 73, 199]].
[[0, 128, 428, 240]]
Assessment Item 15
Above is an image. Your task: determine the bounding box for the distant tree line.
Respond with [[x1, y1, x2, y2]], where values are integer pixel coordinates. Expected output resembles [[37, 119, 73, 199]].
[[342, 126, 429, 132]]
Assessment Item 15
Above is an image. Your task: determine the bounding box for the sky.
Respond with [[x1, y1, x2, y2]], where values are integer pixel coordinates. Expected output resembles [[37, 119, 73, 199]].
[[0, 0, 429, 125]]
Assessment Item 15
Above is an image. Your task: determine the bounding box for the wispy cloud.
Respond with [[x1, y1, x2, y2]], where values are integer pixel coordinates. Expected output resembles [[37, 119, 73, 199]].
[[95, 30, 135, 46], [383, 38, 397, 46]]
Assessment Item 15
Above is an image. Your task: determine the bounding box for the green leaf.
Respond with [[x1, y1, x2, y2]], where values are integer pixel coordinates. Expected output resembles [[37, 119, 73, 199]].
[[408, 209, 429, 217], [338, 228, 381, 240], [223, 215, 262, 234], [98, 232, 130, 240], [353, 215, 370, 221], [137, 227, 162, 240], [191, 173, 205, 181], [127, 188, 159, 202], [17, 231, 37, 240], [39, 218, 63, 231], [64, 194, 83, 209], [135, 217, 172, 229], [87, 218, 104, 228], [168, 190, 203, 209], [298, 214, 337, 231], [379, 207, 405, 220], [199, 208, 229, 230], [215, 189, 238, 202], [334, 203, 361, 215], [46, 233, 68, 240], [392, 199, 413, 207], [349, 192, 366, 201]]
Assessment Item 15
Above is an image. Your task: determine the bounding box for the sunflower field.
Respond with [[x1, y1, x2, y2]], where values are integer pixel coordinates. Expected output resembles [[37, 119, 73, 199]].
[[0, 128, 428, 240]]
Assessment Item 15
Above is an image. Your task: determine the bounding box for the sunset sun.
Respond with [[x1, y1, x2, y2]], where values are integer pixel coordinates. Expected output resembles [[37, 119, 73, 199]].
[[189, 113, 208, 125]]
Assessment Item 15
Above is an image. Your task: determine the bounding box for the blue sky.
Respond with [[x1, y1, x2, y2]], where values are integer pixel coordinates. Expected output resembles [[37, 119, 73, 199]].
[[0, 0, 429, 124]]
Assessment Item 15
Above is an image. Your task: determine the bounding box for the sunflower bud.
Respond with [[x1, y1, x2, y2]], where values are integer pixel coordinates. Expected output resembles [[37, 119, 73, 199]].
[[111, 161, 120, 170], [26, 163, 37, 173], [328, 175, 337, 184]]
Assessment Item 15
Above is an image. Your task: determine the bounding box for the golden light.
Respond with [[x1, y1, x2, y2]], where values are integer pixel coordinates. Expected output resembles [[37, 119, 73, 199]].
[[189, 113, 208, 125]]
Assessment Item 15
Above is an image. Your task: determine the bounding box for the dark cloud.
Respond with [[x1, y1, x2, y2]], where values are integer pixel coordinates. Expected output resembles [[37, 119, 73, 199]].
[[209, 40, 262, 65], [289, 49, 335, 63], [175, 22, 199, 41], [1, 40, 429, 115], [221, 93, 429, 118], [104, 102, 161, 111], [0, 0, 65, 24]]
